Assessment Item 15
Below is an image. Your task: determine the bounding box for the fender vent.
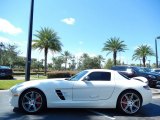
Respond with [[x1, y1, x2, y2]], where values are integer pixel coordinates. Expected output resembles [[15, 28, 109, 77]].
[[55, 90, 65, 100]]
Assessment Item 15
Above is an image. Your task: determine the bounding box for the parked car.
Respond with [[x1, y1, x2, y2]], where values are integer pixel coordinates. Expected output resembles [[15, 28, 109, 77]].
[[0, 66, 13, 79], [111, 65, 160, 87], [10, 69, 152, 114], [152, 68, 160, 74]]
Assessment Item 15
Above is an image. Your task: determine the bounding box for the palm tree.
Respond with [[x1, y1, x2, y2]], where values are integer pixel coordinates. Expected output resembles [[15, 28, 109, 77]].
[[102, 37, 127, 65], [132, 45, 155, 67], [62, 51, 71, 70], [97, 55, 105, 68], [32, 27, 62, 75]]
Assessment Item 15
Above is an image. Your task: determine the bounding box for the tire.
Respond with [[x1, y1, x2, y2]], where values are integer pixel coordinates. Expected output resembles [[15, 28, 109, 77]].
[[117, 90, 142, 115], [19, 89, 46, 114]]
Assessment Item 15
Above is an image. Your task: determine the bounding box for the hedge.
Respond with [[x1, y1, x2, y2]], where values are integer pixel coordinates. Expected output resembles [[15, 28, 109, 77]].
[[47, 71, 78, 79], [13, 72, 44, 76]]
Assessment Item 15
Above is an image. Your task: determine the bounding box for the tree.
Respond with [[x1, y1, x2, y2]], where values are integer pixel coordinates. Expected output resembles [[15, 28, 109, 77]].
[[104, 58, 121, 69], [97, 55, 105, 68], [102, 37, 127, 65], [132, 45, 155, 67], [77, 53, 102, 70], [61, 51, 71, 70], [52, 56, 64, 70], [104, 58, 113, 69], [32, 27, 62, 75], [69, 55, 76, 70], [0, 43, 20, 67]]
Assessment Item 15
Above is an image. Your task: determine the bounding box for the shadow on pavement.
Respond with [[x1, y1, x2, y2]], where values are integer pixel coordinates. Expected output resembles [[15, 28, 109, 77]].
[[0, 103, 160, 120]]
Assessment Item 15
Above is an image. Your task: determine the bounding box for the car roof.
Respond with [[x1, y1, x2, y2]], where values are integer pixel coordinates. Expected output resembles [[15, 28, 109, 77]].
[[85, 69, 117, 73]]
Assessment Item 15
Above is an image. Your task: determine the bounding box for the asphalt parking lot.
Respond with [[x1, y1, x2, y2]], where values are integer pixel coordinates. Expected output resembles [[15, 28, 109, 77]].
[[0, 88, 160, 120]]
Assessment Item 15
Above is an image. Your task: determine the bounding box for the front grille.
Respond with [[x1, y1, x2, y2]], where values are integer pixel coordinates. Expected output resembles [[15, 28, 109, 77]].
[[55, 90, 65, 100]]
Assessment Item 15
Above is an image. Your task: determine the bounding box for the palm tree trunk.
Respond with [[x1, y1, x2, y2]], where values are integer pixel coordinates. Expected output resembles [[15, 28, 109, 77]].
[[142, 57, 146, 67], [113, 51, 117, 65], [44, 48, 48, 76]]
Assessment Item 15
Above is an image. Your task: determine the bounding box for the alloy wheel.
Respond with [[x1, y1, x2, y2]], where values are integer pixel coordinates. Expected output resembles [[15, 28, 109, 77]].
[[120, 92, 141, 114]]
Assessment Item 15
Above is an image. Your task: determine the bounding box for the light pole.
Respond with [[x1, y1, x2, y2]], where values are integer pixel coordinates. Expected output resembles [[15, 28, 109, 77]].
[[139, 58, 142, 67], [155, 36, 160, 68], [25, 0, 34, 81], [148, 60, 151, 68]]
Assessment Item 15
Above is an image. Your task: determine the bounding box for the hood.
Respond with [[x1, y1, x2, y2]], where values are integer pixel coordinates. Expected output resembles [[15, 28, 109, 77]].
[[143, 71, 160, 77], [18, 78, 74, 90]]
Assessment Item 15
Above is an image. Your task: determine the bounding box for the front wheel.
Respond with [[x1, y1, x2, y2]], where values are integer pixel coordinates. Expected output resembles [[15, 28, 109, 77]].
[[19, 89, 46, 114], [117, 91, 142, 115]]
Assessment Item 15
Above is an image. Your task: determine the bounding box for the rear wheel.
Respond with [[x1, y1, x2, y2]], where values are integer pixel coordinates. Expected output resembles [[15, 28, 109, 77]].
[[19, 89, 46, 114], [117, 91, 142, 115]]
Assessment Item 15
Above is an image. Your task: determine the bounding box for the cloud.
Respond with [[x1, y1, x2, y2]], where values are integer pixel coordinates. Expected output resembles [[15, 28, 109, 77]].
[[0, 18, 22, 35], [0, 36, 25, 46], [61, 18, 75, 25]]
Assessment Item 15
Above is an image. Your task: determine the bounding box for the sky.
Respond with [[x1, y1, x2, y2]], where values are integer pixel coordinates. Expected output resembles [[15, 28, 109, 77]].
[[0, 0, 160, 65]]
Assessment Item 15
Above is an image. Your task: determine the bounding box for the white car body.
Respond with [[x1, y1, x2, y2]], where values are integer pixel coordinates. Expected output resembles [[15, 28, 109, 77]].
[[9, 69, 152, 114], [131, 76, 148, 85]]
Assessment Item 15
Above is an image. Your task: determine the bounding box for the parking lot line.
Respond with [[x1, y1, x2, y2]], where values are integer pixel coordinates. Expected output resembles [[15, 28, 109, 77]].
[[87, 109, 116, 120]]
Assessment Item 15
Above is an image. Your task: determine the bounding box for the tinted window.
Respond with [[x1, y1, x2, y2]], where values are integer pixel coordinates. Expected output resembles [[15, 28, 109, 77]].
[[88, 72, 111, 81]]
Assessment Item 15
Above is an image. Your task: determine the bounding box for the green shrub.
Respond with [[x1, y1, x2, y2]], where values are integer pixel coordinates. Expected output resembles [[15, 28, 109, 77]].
[[47, 71, 77, 79]]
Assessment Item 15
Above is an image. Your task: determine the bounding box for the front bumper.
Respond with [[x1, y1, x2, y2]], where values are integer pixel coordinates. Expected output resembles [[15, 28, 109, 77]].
[[9, 89, 20, 108], [9, 95, 19, 108]]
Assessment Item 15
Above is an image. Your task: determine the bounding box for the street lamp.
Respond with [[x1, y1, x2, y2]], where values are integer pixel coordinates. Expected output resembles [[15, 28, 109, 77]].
[[25, 0, 34, 81], [148, 60, 151, 68], [155, 36, 160, 68], [139, 58, 142, 67]]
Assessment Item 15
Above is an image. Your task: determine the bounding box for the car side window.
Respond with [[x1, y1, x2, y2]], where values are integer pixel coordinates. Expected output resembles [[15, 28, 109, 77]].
[[88, 72, 111, 81]]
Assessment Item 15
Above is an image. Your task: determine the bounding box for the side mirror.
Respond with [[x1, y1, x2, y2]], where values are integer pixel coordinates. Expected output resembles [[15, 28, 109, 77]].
[[83, 76, 90, 81]]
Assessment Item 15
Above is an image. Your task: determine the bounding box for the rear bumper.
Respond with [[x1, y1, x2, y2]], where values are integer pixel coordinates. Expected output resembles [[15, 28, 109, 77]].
[[141, 89, 152, 106]]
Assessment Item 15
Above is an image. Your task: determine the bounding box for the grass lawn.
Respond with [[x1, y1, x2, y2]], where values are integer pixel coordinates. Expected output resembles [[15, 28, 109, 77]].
[[0, 75, 47, 90], [0, 80, 24, 90]]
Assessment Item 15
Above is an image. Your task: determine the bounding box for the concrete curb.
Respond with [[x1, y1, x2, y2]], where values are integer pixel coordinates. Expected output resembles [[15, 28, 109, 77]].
[[0, 90, 9, 92]]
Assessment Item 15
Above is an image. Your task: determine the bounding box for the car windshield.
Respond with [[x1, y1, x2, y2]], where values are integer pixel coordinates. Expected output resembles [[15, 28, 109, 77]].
[[133, 67, 146, 73], [69, 70, 88, 81], [143, 68, 151, 72]]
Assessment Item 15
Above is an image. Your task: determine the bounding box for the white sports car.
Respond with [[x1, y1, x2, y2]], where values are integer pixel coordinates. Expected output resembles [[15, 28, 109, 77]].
[[9, 69, 152, 114]]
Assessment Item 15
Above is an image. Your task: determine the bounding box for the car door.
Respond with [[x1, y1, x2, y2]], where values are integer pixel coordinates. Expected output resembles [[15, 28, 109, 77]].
[[72, 71, 115, 101]]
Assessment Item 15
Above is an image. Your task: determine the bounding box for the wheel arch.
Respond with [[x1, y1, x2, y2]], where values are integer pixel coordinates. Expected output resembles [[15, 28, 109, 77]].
[[116, 89, 143, 108], [18, 87, 47, 108]]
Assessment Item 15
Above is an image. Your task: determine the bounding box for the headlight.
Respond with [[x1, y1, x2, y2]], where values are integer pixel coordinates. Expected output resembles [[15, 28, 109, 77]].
[[10, 84, 24, 96], [143, 85, 150, 90], [148, 75, 156, 79]]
